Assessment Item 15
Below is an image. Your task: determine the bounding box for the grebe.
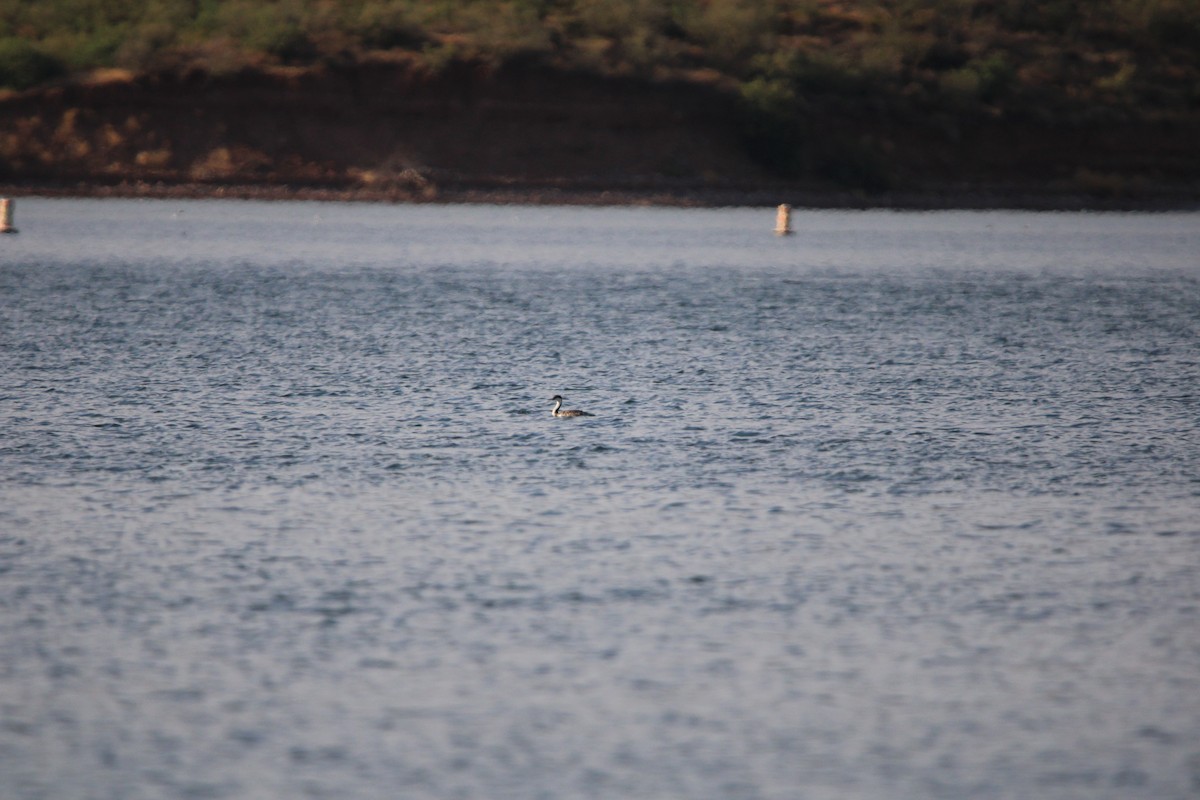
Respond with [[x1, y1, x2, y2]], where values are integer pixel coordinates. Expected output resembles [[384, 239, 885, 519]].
[[550, 395, 593, 417]]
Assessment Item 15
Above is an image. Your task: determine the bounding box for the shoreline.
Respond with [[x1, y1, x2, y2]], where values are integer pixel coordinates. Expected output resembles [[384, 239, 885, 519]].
[[4, 178, 1197, 212]]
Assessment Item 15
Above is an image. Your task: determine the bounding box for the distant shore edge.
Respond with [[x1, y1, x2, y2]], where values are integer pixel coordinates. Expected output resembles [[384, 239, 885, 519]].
[[3, 179, 1197, 212]]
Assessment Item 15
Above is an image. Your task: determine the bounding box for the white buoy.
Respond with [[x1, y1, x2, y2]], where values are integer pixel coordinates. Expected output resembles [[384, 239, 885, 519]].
[[0, 198, 16, 234], [774, 203, 792, 236]]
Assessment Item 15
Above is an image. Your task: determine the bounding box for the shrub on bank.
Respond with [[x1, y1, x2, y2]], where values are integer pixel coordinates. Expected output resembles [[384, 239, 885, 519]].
[[0, 37, 64, 90]]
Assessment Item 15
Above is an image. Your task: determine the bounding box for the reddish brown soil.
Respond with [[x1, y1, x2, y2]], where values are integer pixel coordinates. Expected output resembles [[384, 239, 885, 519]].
[[2, 59, 1197, 208]]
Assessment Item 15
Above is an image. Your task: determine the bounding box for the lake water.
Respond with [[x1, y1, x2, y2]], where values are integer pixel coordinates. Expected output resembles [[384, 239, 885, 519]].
[[1, 199, 1198, 800]]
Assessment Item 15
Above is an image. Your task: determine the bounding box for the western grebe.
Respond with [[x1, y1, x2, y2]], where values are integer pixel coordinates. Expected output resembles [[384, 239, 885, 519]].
[[550, 394, 593, 417]]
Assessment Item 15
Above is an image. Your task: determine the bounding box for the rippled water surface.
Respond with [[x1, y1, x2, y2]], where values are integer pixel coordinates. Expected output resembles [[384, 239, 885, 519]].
[[2, 199, 1198, 799]]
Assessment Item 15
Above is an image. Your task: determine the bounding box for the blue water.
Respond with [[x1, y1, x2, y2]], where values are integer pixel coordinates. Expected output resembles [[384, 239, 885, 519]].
[[1, 199, 1199, 800]]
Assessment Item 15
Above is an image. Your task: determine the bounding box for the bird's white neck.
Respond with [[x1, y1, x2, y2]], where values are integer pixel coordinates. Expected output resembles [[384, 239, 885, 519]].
[[551, 398, 563, 415]]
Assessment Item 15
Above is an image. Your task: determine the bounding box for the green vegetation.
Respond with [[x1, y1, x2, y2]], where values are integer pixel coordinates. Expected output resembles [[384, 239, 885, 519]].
[[0, 35, 65, 89], [4, 0, 1197, 109], [0, 0, 1195, 103]]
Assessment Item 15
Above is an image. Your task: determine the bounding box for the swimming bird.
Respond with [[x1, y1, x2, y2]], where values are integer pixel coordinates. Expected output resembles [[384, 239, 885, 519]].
[[550, 394, 593, 417]]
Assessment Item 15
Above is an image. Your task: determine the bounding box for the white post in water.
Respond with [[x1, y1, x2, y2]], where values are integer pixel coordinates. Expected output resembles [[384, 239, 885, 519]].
[[774, 203, 792, 236], [0, 198, 15, 234]]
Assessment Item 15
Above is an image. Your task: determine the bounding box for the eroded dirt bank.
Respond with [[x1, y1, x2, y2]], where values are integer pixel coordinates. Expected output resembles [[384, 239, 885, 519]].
[[2, 60, 1197, 208]]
